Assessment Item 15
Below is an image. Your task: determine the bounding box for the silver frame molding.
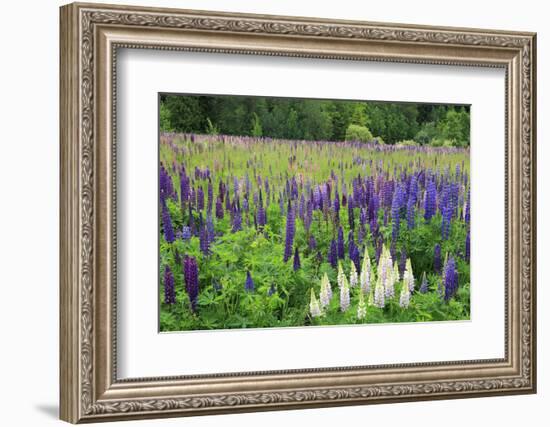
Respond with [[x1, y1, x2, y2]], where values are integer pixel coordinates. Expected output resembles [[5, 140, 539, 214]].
[[60, 2, 536, 423]]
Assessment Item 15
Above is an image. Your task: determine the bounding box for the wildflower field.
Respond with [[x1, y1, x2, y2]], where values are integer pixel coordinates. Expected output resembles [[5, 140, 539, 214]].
[[159, 133, 470, 331]]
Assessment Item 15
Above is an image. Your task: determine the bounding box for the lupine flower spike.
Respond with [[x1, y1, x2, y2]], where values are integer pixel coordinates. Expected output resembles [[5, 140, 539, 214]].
[[340, 275, 350, 312], [357, 291, 367, 320], [337, 261, 345, 289], [360, 248, 372, 294], [310, 289, 322, 318], [349, 261, 358, 287], [319, 273, 332, 308]]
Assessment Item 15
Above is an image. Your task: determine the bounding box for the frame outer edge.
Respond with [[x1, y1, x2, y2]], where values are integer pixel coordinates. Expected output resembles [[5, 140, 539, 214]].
[[529, 33, 537, 393], [59, 2, 537, 422], [60, 3, 81, 424]]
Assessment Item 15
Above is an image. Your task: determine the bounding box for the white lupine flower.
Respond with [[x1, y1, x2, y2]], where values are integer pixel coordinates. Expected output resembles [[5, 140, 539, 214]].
[[340, 275, 350, 312], [357, 291, 367, 320], [404, 258, 415, 292], [360, 248, 372, 294], [399, 283, 410, 308], [368, 287, 375, 306], [349, 261, 358, 288], [309, 289, 322, 318], [383, 250, 395, 298], [319, 273, 332, 308], [337, 261, 346, 289], [374, 256, 386, 308]]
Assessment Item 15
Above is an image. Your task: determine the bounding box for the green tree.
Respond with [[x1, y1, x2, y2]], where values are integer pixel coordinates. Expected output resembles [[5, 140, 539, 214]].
[[437, 108, 470, 147], [251, 112, 263, 137], [345, 124, 374, 142], [159, 101, 173, 132]]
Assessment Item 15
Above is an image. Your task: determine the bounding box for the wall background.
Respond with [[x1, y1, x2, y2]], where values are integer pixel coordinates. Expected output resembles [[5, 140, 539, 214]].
[[0, 0, 545, 425]]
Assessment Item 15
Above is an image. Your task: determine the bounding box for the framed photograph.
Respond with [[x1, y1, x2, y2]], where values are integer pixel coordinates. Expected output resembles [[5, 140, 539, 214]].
[[60, 2, 537, 423]]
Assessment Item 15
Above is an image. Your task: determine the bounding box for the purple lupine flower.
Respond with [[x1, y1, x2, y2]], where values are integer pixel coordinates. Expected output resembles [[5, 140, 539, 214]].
[[313, 186, 321, 209], [215, 197, 224, 219], [304, 200, 313, 231], [283, 200, 295, 262], [161, 203, 175, 243], [368, 192, 379, 222], [199, 225, 210, 255], [369, 217, 379, 240], [197, 187, 205, 211], [218, 179, 225, 203], [179, 171, 189, 206], [333, 189, 340, 217], [163, 265, 175, 305], [408, 174, 418, 205], [391, 184, 404, 241], [434, 244, 442, 274], [443, 256, 459, 301], [382, 180, 394, 208], [419, 272, 429, 293], [293, 247, 301, 271], [207, 179, 213, 213], [309, 235, 317, 250], [348, 197, 355, 230], [256, 190, 267, 229], [350, 243, 360, 273], [159, 165, 173, 203], [465, 230, 470, 262], [465, 188, 470, 225], [184, 256, 199, 312], [267, 283, 276, 296], [231, 203, 242, 232], [348, 231, 355, 260], [441, 203, 452, 240], [337, 226, 345, 260], [406, 196, 415, 229], [299, 194, 305, 219], [245, 271, 255, 292], [424, 179, 437, 221], [328, 239, 338, 268], [182, 225, 191, 240]]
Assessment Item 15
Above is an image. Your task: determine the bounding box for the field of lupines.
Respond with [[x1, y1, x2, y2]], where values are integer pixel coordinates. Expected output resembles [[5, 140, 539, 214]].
[[159, 133, 470, 331]]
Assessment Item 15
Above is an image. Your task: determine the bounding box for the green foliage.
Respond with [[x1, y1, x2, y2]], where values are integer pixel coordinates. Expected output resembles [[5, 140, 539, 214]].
[[159, 95, 470, 146], [437, 108, 470, 147], [159, 134, 470, 331], [364, 103, 420, 144], [345, 124, 374, 142], [251, 112, 263, 137], [205, 117, 219, 135], [159, 101, 173, 132], [414, 121, 438, 145]]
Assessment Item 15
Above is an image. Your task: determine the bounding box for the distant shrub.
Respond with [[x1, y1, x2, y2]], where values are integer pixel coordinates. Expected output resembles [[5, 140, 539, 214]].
[[373, 136, 385, 145], [430, 138, 454, 147], [345, 124, 374, 143], [415, 122, 438, 145], [205, 117, 219, 135], [396, 139, 418, 147]]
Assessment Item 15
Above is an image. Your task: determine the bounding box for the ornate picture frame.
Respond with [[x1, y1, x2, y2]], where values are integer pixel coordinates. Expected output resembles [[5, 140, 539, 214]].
[[60, 2, 536, 423]]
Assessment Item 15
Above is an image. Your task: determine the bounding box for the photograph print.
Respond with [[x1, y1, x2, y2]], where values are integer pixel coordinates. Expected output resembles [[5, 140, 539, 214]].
[[158, 94, 471, 332]]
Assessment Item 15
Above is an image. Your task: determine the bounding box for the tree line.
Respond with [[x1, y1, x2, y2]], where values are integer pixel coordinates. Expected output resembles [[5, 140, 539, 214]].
[[160, 94, 470, 147]]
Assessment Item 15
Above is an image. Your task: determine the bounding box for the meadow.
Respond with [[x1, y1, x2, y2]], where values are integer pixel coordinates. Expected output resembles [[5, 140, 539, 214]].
[[159, 133, 470, 331]]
